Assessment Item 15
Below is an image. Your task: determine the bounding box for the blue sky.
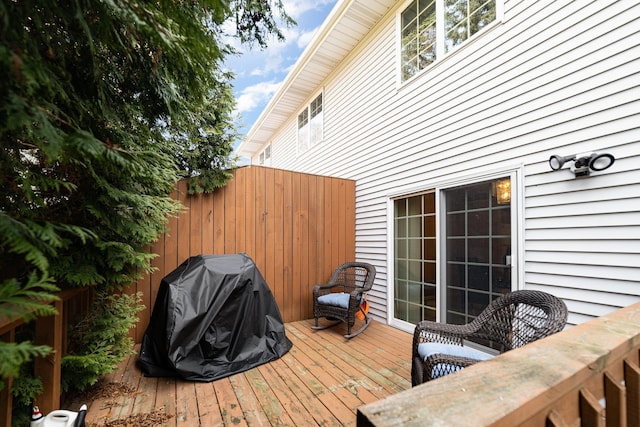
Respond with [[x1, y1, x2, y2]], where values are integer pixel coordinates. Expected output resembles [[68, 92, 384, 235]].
[[224, 0, 338, 149]]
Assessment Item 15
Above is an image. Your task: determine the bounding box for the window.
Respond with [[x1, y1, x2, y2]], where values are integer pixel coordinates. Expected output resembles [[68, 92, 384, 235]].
[[394, 193, 437, 324], [400, 0, 498, 82], [258, 144, 272, 166], [297, 93, 323, 153], [392, 176, 513, 331]]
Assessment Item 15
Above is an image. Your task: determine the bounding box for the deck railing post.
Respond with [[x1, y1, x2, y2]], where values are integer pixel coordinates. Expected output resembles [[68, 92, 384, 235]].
[[0, 330, 15, 426], [34, 298, 64, 415]]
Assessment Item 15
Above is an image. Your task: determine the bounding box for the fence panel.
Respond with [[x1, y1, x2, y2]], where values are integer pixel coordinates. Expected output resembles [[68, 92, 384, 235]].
[[133, 166, 356, 342]]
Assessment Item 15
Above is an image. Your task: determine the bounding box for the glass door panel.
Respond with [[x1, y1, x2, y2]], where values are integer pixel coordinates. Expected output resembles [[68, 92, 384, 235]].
[[443, 177, 512, 325], [394, 193, 436, 323]]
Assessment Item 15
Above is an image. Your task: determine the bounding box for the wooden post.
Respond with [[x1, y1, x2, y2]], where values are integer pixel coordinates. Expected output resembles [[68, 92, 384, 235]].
[[0, 330, 15, 426], [34, 299, 64, 415]]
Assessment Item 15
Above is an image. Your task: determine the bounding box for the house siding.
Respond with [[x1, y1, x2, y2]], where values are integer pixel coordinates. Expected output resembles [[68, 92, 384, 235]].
[[246, 0, 640, 327]]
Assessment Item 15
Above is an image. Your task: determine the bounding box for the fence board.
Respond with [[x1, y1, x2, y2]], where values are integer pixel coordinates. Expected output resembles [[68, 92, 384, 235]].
[[190, 188, 202, 256], [133, 166, 356, 340], [274, 169, 286, 314]]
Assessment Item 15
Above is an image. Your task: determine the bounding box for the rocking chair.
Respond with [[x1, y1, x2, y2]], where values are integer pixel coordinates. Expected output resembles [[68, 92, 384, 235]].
[[311, 262, 376, 339], [411, 290, 567, 386]]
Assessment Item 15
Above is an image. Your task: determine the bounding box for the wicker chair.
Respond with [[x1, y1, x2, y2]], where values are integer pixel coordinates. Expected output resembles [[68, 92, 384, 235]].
[[411, 290, 568, 386], [311, 262, 376, 339]]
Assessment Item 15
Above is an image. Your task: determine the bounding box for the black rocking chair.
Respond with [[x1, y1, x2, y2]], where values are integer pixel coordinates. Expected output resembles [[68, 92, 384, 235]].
[[311, 262, 376, 339]]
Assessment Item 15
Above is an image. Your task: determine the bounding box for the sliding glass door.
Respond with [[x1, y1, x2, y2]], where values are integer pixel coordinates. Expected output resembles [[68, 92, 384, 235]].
[[392, 176, 513, 326]]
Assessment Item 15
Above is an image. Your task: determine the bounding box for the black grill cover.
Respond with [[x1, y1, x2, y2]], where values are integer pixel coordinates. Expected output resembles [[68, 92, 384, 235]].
[[138, 253, 292, 381]]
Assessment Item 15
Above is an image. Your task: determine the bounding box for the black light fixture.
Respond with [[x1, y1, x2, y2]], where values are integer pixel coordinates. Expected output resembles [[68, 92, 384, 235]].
[[549, 152, 615, 177]]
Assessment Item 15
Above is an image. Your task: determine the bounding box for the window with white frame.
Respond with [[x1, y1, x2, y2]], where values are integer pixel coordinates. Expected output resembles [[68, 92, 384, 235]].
[[258, 144, 272, 165], [400, 0, 499, 82], [297, 93, 323, 153]]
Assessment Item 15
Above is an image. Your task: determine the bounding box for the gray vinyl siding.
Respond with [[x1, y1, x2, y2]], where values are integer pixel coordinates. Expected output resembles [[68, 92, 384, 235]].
[[248, 0, 640, 325]]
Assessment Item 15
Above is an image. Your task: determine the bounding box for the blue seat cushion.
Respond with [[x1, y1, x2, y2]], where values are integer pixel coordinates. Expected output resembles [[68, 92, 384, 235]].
[[317, 292, 350, 308], [417, 342, 494, 379]]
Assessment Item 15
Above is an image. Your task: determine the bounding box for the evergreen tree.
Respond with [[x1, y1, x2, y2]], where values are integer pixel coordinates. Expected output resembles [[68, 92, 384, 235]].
[[0, 0, 292, 391]]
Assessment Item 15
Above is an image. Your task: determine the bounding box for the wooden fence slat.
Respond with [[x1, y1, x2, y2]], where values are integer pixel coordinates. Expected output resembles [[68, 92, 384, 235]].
[[212, 182, 225, 254], [580, 389, 605, 427], [34, 299, 64, 415], [189, 186, 203, 257], [283, 171, 294, 323], [547, 409, 565, 427], [264, 167, 276, 299], [307, 175, 318, 319], [1, 330, 15, 426], [234, 164, 247, 254], [604, 371, 626, 427], [201, 192, 214, 255], [176, 180, 191, 263], [298, 174, 309, 321], [291, 172, 302, 323], [273, 169, 285, 313], [624, 359, 640, 426]]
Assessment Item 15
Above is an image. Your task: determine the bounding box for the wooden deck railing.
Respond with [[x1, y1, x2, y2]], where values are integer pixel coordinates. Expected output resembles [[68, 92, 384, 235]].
[[357, 301, 640, 426], [0, 288, 91, 424]]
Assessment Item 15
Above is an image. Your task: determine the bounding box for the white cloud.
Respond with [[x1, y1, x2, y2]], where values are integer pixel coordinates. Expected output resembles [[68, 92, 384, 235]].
[[235, 81, 282, 115], [282, 0, 336, 21]]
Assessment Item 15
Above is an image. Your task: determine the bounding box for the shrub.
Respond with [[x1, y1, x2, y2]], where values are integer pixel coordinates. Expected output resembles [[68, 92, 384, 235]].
[[61, 292, 144, 393]]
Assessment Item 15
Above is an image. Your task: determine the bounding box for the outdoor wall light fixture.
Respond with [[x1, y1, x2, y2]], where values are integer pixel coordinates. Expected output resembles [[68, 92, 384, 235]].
[[548, 152, 615, 177]]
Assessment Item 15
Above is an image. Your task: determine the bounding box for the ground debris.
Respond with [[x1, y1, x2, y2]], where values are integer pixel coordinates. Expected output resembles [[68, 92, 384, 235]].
[[69, 380, 174, 426], [88, 409, 174, 427]]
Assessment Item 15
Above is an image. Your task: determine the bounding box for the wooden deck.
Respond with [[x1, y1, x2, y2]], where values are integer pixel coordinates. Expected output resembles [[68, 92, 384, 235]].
[[82, 319, 412, 426]]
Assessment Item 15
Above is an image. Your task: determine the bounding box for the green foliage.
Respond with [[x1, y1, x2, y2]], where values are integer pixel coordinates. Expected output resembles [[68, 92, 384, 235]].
[[10, 365, 44, 427], [0, 273, 59, 323], [0, 0, 292, 400], [11, 369, 43, 407], [0, 273, 58, 389], [61, 292, 144, 392], [0, 341, 51, 390]]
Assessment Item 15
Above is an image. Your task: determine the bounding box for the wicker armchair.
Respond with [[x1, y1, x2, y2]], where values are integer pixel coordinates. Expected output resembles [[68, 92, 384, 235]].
[[411, 290, 568, 386], [311, 262, 376, 339]]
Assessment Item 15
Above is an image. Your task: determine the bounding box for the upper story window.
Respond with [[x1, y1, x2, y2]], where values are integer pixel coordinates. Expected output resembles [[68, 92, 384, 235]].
[[297, 92, 323, 153], [400, 0, 499, 82], [259, 143, 271, 165]]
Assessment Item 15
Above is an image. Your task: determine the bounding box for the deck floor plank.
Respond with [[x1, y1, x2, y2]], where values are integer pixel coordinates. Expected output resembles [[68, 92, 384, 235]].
[[255, 362, 314, 426], [193, 382, 221, 427], [229, 372, 273, 427], [286, 322, 391, 402], [156, 376, 177, 426], [108, 352, 140, 422], [85, 320, 412, 426], [176, 380, 199, 426], [244, 366, 296, 426], [284, 326, 369, 412], [214, 377, 249, 427], [269, 352, 342, 426], [291, 322, 410, 394]]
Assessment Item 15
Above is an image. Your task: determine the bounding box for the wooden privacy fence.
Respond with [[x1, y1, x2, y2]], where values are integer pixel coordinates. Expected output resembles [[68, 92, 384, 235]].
[[357, 301, 640, 426], [129, 166, 356, 343], [0, 288, 91, 423]]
